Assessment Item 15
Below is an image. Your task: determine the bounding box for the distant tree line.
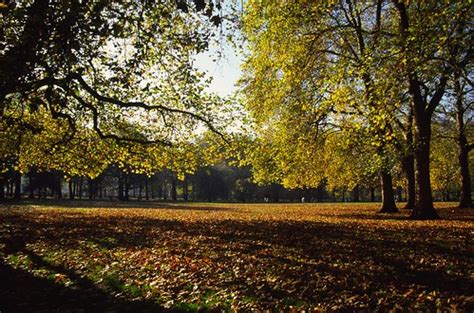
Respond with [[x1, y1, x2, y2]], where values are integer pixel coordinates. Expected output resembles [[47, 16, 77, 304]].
[[0, 162, 463, 203]]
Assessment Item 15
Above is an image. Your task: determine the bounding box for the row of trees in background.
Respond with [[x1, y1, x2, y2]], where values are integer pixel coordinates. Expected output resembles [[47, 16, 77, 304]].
[[0, 156, 465, 204]]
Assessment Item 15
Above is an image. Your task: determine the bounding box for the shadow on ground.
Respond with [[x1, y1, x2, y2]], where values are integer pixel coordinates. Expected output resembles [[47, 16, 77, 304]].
[[0, 203, 473, 311]]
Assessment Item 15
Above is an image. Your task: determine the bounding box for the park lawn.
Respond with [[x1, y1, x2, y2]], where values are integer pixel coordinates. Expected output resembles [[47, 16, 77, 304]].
[[0, 201, 472, 312]]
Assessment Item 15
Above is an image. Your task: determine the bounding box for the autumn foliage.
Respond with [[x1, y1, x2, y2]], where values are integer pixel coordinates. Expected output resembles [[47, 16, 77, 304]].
[[0, 202, 472, 311]]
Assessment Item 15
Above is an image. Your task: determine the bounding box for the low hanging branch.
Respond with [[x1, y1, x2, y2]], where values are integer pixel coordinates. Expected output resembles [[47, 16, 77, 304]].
[[70, 73, 229, 145]]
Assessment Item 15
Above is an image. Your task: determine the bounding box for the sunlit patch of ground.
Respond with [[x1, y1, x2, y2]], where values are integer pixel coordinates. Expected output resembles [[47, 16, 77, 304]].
[[0, 201, 472, 312]]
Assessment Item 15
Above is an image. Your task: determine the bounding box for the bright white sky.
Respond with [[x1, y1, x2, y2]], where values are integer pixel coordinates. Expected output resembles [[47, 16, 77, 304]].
[[194, 43, 243, 97]]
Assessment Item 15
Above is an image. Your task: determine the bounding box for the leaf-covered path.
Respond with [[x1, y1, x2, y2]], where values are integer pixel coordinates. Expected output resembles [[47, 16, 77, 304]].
[[0, 202, 473, 312]]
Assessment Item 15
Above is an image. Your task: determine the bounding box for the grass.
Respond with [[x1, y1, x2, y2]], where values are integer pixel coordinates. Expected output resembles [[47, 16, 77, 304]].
[[0, 201, 472, 312]]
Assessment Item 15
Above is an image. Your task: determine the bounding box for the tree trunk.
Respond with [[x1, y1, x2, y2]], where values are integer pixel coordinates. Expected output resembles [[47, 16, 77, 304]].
[[402, 107, 416, 210], [138, 183, 143, 200], [352, 185, 359, 202], [458, 140, 472, 208], [171, 178, 177, 201], [124, 174, 130, 201], [145, 180, 149, 200], [379, 171, 398, 213], [88, 178, 94, 200], [68, 179, 73, 200], [370, 187, 375, 202], [395, 1, 439, 219], [118, 173, 124, 200], [14, 172, 21, 199], [78, 177, 83, 200], [411, 120, 438, 219], [183, 177, 188, 201], [455, 77, 472, 208], [402, 154, 416, 210]]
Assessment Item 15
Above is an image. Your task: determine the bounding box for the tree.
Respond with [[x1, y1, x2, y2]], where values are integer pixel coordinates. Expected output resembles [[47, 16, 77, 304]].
[[241, 1, 472, 219], [0, 1, 230, 186], [392, 1, 472, 218], [241, 1, 407, 212], [453, 74, 473, 208]]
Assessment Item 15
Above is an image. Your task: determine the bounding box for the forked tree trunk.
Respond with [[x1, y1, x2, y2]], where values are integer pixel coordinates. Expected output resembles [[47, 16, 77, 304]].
[[379, 171, 398, 213]]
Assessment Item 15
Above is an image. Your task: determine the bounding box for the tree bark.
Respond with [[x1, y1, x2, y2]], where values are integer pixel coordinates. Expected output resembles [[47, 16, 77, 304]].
[[411, 119, 438, 219], [401, 154, 416, 209], [379, 171, 398, 213], [454, 76, 472, 208]]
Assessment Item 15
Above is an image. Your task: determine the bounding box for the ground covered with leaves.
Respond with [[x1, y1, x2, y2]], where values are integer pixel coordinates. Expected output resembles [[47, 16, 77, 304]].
[[0, 201, 473, 312]]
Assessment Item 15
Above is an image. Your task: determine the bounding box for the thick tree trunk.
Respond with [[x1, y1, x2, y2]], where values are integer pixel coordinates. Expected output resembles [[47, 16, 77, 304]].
[[402, 155, 416, 210], [394, 1, 439, 219], [458, 141, 472, 208], [379, 171, 398, 213], [455, 77, 472, 208], [411, 121, 438, 219]]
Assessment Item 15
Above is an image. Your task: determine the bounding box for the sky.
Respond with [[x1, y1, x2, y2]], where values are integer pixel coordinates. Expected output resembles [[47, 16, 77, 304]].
[[194, 43, 244, 97]]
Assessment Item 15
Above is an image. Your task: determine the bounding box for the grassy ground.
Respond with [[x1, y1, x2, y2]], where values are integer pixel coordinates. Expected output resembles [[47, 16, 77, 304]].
[[0, 201, 472, 312]]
